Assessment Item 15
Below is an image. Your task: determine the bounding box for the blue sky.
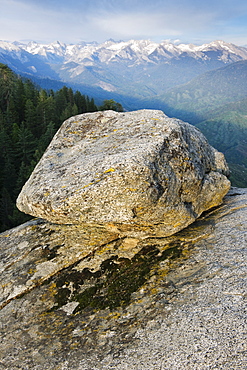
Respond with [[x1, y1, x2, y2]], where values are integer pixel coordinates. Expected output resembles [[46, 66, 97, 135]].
[[1, 0, 247, 45]]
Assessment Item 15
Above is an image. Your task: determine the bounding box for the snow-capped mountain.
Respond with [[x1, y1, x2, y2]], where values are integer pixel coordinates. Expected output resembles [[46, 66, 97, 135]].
[[1, 39, 247, 97], [0, 40, 61, 79], [12, 39, 247, 65]]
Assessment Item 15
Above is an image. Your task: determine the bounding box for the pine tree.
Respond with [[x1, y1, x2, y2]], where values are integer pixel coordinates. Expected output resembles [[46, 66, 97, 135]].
[[99, 99, 124, 112]]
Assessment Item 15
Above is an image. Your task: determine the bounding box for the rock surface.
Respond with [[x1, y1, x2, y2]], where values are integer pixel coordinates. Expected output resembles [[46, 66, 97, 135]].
[[0, 188, 246, 369], [17, 110, 230, 238]]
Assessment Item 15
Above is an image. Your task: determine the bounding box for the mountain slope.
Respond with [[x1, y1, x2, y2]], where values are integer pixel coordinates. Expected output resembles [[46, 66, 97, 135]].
[[157, 60, 247, 122], [0, 41, 60, 79], [196, 102, 247, 187]]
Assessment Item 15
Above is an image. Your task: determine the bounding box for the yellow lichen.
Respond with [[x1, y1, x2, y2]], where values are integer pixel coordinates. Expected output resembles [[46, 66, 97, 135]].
[[48, 282, 57, 296], [107, 312, 121, 320], [104, 168, 115, 173], [28, 268, 37, 275], [68, 131, 80, 135], [96, 244, 112, 255]]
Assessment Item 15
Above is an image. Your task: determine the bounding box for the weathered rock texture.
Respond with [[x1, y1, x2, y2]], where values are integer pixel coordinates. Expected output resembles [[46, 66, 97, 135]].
[[17, 110, 230, 238], [0, 188, 246, 370]]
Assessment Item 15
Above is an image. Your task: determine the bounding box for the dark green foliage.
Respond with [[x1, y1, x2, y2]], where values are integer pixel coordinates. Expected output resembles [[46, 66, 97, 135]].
[[0, 63, 16, 113], [0, 64, 102, 232], [99, 99, 124, 112]]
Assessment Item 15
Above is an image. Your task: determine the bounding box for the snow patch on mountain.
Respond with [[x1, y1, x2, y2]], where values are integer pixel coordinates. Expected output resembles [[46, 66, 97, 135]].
[[1, 39, 247, 66], [95, 81, 116, 92], [1, 38, 247, 96]]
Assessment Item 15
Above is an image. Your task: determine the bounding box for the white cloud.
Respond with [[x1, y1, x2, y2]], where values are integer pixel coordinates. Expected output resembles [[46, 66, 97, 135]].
[[0, 0, 88, 43], [90, 9, 217, 41], [1, 0, 247, 45]]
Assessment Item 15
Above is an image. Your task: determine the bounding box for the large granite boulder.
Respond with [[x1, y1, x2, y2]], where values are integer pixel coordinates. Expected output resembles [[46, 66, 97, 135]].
[[17, 109, 230, 238]]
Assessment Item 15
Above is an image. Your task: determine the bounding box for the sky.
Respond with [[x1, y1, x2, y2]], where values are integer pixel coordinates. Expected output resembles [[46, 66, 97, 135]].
[[1, 0, 247, 46]]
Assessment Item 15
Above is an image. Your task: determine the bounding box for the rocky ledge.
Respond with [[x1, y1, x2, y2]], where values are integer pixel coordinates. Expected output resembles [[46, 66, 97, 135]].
[[0, 188, 246, 369]]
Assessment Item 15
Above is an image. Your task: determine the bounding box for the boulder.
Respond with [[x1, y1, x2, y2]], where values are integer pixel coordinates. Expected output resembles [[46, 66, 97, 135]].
[[17, 109, 230, 238]]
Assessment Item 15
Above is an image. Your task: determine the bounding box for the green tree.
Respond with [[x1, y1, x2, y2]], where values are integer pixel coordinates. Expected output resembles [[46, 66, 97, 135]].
[[68, 87, 74, 105], [74, 91, 87, 113], [15, 79, 26, 123], [0, 187, 14, 232], [36, 93, 56, 136], [38, 121, 56, 153], [0, 64, 16, 112], [24, 79, 39, 104], [0, 126, 16, 191], [87, 97, 98, 112], [15, 123, 36, 165], [24, 99, 37, 132], [99, 99, 124, 112]]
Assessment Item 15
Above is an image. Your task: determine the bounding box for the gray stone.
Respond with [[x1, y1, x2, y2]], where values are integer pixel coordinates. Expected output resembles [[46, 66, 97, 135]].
[[0, 189, 246, 369], [17, 110, 230, 238]]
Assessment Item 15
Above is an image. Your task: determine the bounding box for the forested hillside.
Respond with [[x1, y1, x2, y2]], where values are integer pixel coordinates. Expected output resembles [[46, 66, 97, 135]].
[[0, 64, 99, 231], [158, 60, 247, 122]]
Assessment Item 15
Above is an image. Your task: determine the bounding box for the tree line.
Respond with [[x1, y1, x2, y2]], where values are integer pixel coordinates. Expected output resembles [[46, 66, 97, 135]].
[[0, 63, 123, 231]]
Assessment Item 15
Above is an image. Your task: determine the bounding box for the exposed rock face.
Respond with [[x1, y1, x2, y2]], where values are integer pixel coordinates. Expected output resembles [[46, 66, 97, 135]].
[[17, 110, 230, 238], [0, 189, 246, 369]]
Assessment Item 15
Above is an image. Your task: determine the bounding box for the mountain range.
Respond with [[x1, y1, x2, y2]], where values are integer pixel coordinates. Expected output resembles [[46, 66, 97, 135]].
[[1, 39, 247, 99], [1, 38, 247, 186]]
